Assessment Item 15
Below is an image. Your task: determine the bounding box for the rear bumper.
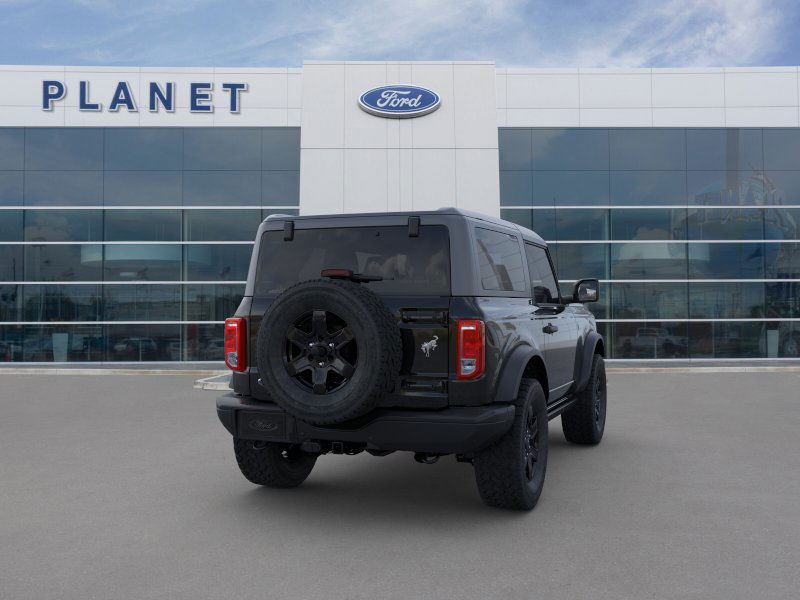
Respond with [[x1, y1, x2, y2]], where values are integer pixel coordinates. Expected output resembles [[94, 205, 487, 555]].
[[216, 393, 515, 454]]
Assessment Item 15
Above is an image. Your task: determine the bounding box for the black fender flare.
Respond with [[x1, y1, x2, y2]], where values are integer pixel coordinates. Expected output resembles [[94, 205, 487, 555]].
[[493, 344, 543, 404], [574, 331, 604, 393]]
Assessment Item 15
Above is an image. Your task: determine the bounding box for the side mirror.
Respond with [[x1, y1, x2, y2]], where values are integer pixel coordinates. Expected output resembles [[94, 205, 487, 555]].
[[573, 279, 599, 303]]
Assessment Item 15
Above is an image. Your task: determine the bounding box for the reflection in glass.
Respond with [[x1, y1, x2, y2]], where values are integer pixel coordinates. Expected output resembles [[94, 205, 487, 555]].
[[611, 171, 686, 205], [689, 282, 764, 319], [689, 243, 764, 279], [611, 282, 687, 320], [185, 284, 245, 321], [689, 322, 765, 358], [185, 324, 225, 361], [183, 171, 260, 205], [262, 128, 301, 170], [550, 243, 608, 280], [106, 324, 181, 361], [104, 171, 182, 206], [22, 325, 104, 362], [533, 171, 609, 206], [533, 129, 609, 170], [0, 210, 22, 241], [610, 129, 685, 170], [612, 321, 688, 359], [104, 285, 181, 320], [183, 128, 261, 170], [103, 245, 181, 281], [24, 171, 103, 205], [0, 285, 20, 321], [25, 128, 103, 171], [686, 129, 763, 171], [0, 129, 24, 170], [763, 129, 800, 170], [765, 242, 800, 278], [765, 282, 800, 318], [611, 243, 686, 279], [104, 210, 181, 241], [500, 171, 532, 205], [687, 207, 764, 240], [185, 245, 252, 281], [611, 208, 687, 240], [774, 322, 800, 357], [24, 245, 102, 281], [24, 210, 102, 242], [687, 170, 775, 205], [0, 246, 23, 281], [262, 171, 300, 206], [498, 129, 532, 170], [23, 285, 101, 321], [555, 209, 608, 241], [104, 128, 182, 170], [184, 210, 261, 241], [0, 170, 23, 205]]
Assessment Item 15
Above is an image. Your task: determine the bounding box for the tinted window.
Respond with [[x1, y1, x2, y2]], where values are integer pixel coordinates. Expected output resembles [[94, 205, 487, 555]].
[[611, 208, 687, 240], [689, 243, 764, 279], [611, 243, 687, 279], [262, 128, 300, 170], [498, 129, 532, 170], [500, 208, 555, 241], [533, 129, 609, 170], [22, 324, 104, 362], [0, 210, 22, 241], [185, 284, 245, 320], [25, 210, 102, 241], [532, 171, 610, 206], [104, 171, 182, 206], [555, 209, 608, 241], [610, 129, 685, 170], [183, 129, 261, 170], [613, 321, 689, 359], [22, 285, 101, 321], [687, 208, 764, 240], [104, 128, 182, 170], [0, 285, 20, 321], [611, 171, 687, 205], [104, 210, 181, 241], [686, 129, 763, 171], [500, 171, 532, 206], [183, 171, 260, 206], [262, 170, 299, 206], [103, 245, 181, 281], [689, 282, 765, 319], [106, 324, 181, 362], [25, 128, 103, 170], [0, 129, 24, 170], [474, 227, 526, 292], [0, 171, 23, 205], [185, 244, 251, 281], [611, 282, 688, 320], [25, 171, 103, 206], [256, 225, 450, 296], [763, 129, 800, 170], [184, 209, 261, 241], [688, 322, 765, 358], [551, 243, 608, 280], [525, 244, 559, 304], [24, 244, 102, 281], [104, 285, 181, 320]]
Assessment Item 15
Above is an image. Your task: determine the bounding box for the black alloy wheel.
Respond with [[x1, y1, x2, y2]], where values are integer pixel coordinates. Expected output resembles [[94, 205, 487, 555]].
[[283, 309, 358, 395]]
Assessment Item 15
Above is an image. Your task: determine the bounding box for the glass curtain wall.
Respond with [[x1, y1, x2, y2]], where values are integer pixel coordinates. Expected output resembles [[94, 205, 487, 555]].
[[0, 127, 300, 362], [500, 127, 800, 359]]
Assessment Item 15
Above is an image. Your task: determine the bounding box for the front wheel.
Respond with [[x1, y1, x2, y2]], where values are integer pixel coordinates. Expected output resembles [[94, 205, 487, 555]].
[[233, 438, 317, 488], [561, 354, 607, 445], [473, 379, 549, 510]]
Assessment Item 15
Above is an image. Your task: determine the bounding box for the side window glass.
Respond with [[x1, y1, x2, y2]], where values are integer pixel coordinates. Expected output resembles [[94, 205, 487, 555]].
[[474, 227, 526, 292], [525, 243, 560, 304]]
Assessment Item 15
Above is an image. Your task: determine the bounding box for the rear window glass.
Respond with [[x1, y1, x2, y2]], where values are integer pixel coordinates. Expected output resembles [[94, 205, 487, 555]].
[[255, 225, 450, 296], [474, 227, 526, 292]]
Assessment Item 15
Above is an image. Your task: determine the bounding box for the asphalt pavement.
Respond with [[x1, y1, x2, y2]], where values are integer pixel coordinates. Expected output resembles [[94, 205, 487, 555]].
[[1, 371, 799, 599]]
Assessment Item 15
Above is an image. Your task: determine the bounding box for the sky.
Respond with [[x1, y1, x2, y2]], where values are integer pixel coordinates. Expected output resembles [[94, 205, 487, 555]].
[[0, 0, 798, 68]]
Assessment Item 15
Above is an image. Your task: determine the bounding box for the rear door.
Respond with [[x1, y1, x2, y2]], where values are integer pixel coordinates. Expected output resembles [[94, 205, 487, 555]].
[[524, 243, 577, 398]]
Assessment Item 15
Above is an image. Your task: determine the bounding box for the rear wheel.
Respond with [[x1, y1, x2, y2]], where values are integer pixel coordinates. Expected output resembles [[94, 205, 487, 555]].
[[233, 438, 317, 488], [561, 353, 606, 445], [473, 379, 548, 510]]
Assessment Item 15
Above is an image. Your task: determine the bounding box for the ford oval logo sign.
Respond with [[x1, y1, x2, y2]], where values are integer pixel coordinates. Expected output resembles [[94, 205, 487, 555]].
[[358, 85, 440, 118]]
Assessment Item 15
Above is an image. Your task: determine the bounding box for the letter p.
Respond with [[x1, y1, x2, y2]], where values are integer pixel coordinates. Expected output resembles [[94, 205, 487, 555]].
[[42, 80, 66, 110]]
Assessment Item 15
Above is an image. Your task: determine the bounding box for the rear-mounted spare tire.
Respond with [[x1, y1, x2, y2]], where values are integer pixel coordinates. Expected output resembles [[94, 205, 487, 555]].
[[256, 279, 402, 425]]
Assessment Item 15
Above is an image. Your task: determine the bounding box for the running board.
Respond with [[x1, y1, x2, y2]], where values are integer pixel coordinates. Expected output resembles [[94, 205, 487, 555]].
[[546, 394, 577, 420]]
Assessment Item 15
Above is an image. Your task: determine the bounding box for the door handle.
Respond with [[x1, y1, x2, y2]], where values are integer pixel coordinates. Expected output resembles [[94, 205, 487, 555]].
[[542, 323, 558, 334]]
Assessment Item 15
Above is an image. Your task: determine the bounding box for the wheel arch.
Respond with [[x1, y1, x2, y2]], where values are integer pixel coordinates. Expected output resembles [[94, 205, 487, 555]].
[[575, 331, 605, 393], [494, 344, 549, 404]]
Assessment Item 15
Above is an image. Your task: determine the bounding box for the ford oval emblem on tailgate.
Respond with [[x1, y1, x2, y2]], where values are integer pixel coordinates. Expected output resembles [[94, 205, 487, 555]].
[[358, 85, 440, 118], [249, 419, 278, 432]]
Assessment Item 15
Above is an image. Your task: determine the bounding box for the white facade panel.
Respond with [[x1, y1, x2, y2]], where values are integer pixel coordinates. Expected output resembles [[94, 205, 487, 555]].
[[506, 72, 580, 108], [725, 106, 800, 127], [724, 69, 799, 106], [580, 108, 652, 126], [344, 149, 388, 212], [652, 107, 726, 127], [298, 149, 343, 214], [506, 108, 579, 127], [453, 63, 498, 148], [409, 63, 456, 148], [652, 72, 725, 107], [579, 72, 652, 108], [411, 148, 456, 209], [343, 63, 389, 149]]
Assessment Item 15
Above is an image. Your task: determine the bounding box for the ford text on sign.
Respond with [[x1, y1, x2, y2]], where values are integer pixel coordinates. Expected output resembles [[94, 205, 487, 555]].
[[358, 85, 440, 118]]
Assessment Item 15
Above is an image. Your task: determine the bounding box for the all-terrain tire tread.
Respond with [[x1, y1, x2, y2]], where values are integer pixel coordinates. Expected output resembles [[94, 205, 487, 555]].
[[233, 438, 316, 488]]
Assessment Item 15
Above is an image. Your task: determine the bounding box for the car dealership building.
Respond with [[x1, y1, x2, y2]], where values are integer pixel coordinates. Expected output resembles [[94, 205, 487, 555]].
[[0, 61, 798, 362]]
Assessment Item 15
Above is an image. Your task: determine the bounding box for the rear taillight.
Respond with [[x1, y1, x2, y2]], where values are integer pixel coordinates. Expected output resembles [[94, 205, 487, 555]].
[[224, 317, 247, 372], [456, 319, 485, 380]]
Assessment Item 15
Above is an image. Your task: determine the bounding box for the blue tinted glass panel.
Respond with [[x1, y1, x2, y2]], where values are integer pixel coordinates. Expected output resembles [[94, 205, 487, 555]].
[[22, 325, 104, 362], [763, 129, 800, 170], [474, 227, 526, 292], [0, 210, 22, 241], [262, 128, 300, 170], [498, 129, 532, 170], [106, 324, 181, 361], [612, 321, 689, 359], [611, 282, 688, 320], [22, 285, 101, 321], [611, 171, 686, 205], [689, 321, 765, 358], [533, 129, 609, 170], [765, 242, 800, 278], [774, 322, 800, 357], [533, 171, 609, 206], [104, 171, 182, 206], [183, 171, 260, 206], [183, 128, 261, 170], [689, 282, 764, 319], [184, 323, 224, 361], [185, 245, 251, 281], [0, 129, 24, 169], [499, 171, 532, 206], [24, 244, 102, 281], [103, 245, 181, 281], [500, 208, 556, 241], [0, 246, 23, 281], [184, 209, 261, 241], [766, 282, 800, 317], [555, 209, 608, 241], [611, 208, 687, 240], [687, 207, 764, 240], [25, 171, 103, 206], [185, 284, 245, 320], [104, 210, 181, 241], [687, 170, 774, 205], [104, 285, 181, 320], [689, 243, 764, 279], [764, 170, 800, 204], [610, 129, 685, 170], [262, 171, 299, 206], [24, 209, 102, 242], [0, 171, 23, 205], [25, 128, 103, 170], [550, 243, 608, 280], [611, 243, 687, 279], [686, 129, 763, 171], [104, 128, 182, 170], [0, 285, 21, 321]]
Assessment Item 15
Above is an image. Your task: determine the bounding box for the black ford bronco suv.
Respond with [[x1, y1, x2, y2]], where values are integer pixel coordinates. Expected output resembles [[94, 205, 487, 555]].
[[216, 208, 606, 510]]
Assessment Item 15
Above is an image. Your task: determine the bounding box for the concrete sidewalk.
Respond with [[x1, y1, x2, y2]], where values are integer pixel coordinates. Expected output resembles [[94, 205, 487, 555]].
[[1, 371, 799, 599]]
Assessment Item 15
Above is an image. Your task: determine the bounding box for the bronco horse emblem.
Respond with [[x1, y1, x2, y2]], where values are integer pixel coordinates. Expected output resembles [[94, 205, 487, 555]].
[[420, 335, 439, 357]]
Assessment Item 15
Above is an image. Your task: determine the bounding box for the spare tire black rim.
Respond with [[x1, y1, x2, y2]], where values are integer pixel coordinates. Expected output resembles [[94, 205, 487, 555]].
[[283, 309, 357, 395]]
